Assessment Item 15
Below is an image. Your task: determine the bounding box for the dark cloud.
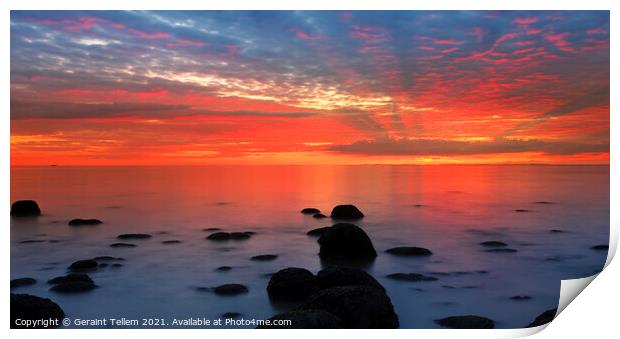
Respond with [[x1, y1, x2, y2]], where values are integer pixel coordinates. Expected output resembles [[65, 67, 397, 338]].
[[330, 137, 608, 156]]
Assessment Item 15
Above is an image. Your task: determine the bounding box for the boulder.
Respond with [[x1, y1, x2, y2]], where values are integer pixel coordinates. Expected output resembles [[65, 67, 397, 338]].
[[68, 218, 102, 226], [10, 293, 64, 328], [11, 278, 37, 289], [10, 200, 41, 217], [117, 233, 152, 240], [68, 259, 98, 271], [435, 315, 495, 329], [50, 281, 96, 293], [48, 273, 94, 285], [318, 223, 377, 261], [301, 208, 321, 215], [385, 246, 432, 257], [316, 266, 384, 291], [299, 285, 399, 328], [385, 273, 438, 282], [267, 267, 318, 301], [313, 213, 327, 219], [307, 227, 330, 237], [212, 284, 249, 296], [591, 244, 609, 251], [330, 205, 364, 220], [527, 308, 557, 327], [258, 309, 343, 329]]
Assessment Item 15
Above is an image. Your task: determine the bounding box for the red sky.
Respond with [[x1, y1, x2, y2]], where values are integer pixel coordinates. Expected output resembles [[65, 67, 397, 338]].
[[10, 11, 610, 165]]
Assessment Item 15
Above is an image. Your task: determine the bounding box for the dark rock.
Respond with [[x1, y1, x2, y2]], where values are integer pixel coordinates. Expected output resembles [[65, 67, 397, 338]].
[[385, 246, 432, 257], [19, 240, 46, 244], [307, 227, 330, 237], [206, 232, 231, 241], [435, 315, 495, 329], [10, 294, 64, 328], [162, 240, 182, 244], [301, 208, 321, 215], [527, 308, 557, 327], [386, 273, 438, 282], [299, 285, 399, 328], [50, 281, 96, 293], [485, 248, 518, 253], [117, 233, 152, 240], [68, 218, 102, 226], [258, 309, 343, 329], [515, 209, 531, 213], [313, 213, 327, 219], [222, 312, 242, 319], [251, 254, 278, 261], [480, 241, 508, 248], [48, 274, 94, 285], [111, 263, 123, 268], [68, 259, 98, 271], [11, 278, 37, 289], [591, 244, 609, 251], [92, 256, 124, 261], [316, 266, 384, 291], [230, 232, 251, 240], [318, 223, 377, 261], [216, 266, 232, 271], [549, 229, 566, 233], [510, 295, 532, 301], [10, 200, 41, 217], [110, 243, 136, 248], [213, 284, 249, 296], [330, 205, 364, 220], [535, 201, 553, 205], [203, 227, 222, 232], [267, 268, 318, 301]]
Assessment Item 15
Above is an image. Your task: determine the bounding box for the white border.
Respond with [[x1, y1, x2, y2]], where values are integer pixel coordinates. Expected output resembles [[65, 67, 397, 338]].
[[3, 1, 617, 339]]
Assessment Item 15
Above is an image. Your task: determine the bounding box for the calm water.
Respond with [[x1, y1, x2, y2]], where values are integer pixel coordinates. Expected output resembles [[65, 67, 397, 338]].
[[10, 165, 609, 328]]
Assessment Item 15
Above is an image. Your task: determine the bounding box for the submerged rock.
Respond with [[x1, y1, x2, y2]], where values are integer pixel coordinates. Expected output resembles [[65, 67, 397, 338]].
[[11, 278, 37, 289], [19, 240, 46, 244], [203, 227, 222, 232], [206, 232, 252, 241], [267, 267, 318, 301], [10, 293, 64, 328], [591, 244, 609, 251], [316, 266, 384, 291], [258, 309, 343, 329], [313, 213, 327, 219], [215, 266, 232, 271], [48, 274, 94, 285], [385, 246, 432, 257], [435, 315, 495, 329], [251, 254, 278, 261], [385, 273, 438, 282], [510, 295, 532, 301], [480, 241, 508, 248], [514, 209, 531, 213], [68, 259, 98, 271], [50, 281, 96, 293], [212, 284, 249, 296], [301, 208, 321, 215], [161, 240, 182, 244], [92, 256, 124, 261], [527, 308, 557, 327], [299, 285, 399, 328], [549, 229, 567, 233], [110, 243, 136, 248], [10, 200, 41, 217], [117, 233, 152, 240], [68, 218, 102, 226], [485, 248, 518, 253], [534, 201, 553, 205], [318, 223, 377, 261], [330, 205, 364, 220], [307, 227, 330, 237], [230, 232, 252, 240]]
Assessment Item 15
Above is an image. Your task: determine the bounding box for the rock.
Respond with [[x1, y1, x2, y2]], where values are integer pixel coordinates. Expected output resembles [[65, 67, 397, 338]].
[[313, 213, 327, 219], [68, 218, 102, 226], [117, 233, 152, 240], [385, 246, 432, 257], [385, 273, 438, 282], [48, 274, 94, 285], [11, 278, 37, 289], [212, 284, 249, 296], [307, 227, 330, 237], [435, 315, 495, 329], [591, 244, 609, 251], [216, 266, 232, 271], [68, 259, 98, 271], [10, 294, 64, 328], [110, 243, 136, 248], [301, 208, 321, 215], [527, 308, 557, 327], [534, 201, 553, 204], [318, 223, 377, 261], [206, 232, 252, 241], [222, 312, 242, 319], [10, 200, 41, 217], [111, 263, 123, 268], [510, 295, 532, 301], [330, 205, 364, 220], [299, 285, 399, 328], [19, 240, 46, 244], [50, 281, 96, 293], [515, 209, 531, 213], [230, 232, 251, 240], [162, 240, 182, 244], [485, 248, 518, 253], [251, 254, 278, 261], [267, 268, 318, 301], [92, 256, 124, 261], [258, 309, 344, 329], [549, 229, 566, 233], [316, 266, 385, 291], [480, 241, 508, 248], [203, 227, 222, 231]]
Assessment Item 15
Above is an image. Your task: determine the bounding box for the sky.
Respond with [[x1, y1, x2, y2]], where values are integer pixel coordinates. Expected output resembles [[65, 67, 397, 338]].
[[10, 11, 610, 165]]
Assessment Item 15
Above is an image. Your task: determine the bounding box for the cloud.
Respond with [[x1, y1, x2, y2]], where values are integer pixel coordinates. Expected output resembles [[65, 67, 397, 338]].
[[330, 137, 608, 156]]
